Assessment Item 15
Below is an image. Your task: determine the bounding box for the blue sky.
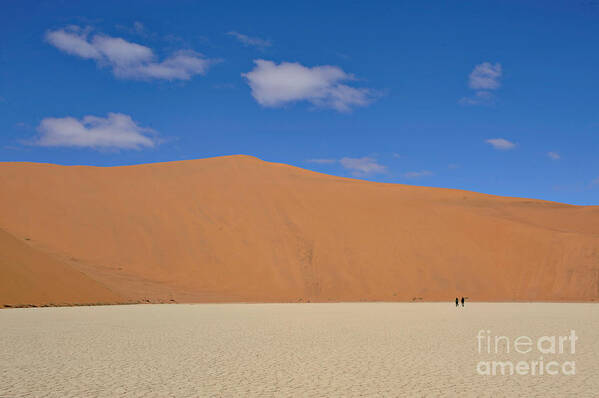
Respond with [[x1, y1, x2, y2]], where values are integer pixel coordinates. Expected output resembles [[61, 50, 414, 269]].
[[1, 0, 598, 204]]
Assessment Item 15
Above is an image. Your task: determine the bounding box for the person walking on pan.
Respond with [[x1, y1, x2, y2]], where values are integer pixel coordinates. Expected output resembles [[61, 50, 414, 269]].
[[455, 297, 459, 307], [461, 297, 465, 307]]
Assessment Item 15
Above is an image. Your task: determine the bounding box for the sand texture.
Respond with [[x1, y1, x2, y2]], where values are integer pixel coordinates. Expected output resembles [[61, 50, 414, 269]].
[[0, 228, 123, 306], [1, 303, 598, 397], [1, 155, 599, 306]]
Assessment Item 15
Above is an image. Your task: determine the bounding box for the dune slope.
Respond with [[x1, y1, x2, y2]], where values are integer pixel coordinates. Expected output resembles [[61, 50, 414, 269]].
[[0, 228, 123, 307], [0, 155, 598, 305]]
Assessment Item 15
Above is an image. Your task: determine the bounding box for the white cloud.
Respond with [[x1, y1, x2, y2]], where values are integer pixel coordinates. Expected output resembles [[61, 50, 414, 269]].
[[46, 26, 216, 81], [485, 138, 516, 150], [125, 50, 214, 80], [392, 153, 401, 159], [306, 158, 337, 164], [91, 35, 153, 66], [46, 26, 100, 59], [339, 157, 387, 176], [469, 62, 502, 90], [242, 60, 376, 112], [547, 151, 561, 160], [460, 62, 502, 106], [227, 31, 271, 48], [402, 170, 433, 179], [34, 113, 157, 150]]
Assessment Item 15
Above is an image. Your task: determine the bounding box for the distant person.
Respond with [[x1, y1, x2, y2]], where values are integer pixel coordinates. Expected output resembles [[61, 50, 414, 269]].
[[461, 297, 465, 307], [455, 297, 459, 307]]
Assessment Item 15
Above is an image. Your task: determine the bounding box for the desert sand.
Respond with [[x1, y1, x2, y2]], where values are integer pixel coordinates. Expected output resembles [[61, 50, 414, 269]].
[[1, 303, 597, 397], [0, 228, 124, 306], [1, 155, 598, 306]]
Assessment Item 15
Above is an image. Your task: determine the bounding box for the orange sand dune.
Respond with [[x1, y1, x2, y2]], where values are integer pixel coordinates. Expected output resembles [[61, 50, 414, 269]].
[[0, 228, 123, 306], [1, 155, 598, 306]]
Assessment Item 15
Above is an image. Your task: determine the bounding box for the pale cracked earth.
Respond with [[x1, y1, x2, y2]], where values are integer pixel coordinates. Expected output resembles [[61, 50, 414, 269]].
[[1, 303, 598, 397]]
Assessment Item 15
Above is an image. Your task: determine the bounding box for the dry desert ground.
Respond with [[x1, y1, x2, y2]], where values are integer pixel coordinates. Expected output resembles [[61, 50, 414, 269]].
[[1, 302, 598, 397]]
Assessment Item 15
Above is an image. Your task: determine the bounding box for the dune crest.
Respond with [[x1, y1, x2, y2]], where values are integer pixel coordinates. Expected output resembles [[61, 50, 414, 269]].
[[1, 155, 598, 306]]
